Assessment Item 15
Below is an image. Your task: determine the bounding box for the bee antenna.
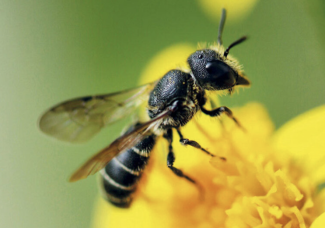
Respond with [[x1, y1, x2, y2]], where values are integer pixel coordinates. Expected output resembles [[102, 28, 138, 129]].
[[224, 36, 247, 57], [218, 8, 227, 46]]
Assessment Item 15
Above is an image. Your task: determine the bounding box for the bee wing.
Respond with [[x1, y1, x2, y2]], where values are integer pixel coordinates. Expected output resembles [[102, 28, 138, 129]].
[[39, 82, 156, 143], [69, 108, 172, 182]]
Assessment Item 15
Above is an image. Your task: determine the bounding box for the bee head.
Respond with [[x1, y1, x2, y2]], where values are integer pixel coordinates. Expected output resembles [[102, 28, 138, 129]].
[[188, 9, 249, 91], [188, 33, 249, 91], [187, 49, 238, 91]]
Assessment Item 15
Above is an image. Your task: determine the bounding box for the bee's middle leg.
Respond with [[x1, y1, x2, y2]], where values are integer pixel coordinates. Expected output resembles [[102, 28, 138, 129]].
[[176, 128, 221, 158]]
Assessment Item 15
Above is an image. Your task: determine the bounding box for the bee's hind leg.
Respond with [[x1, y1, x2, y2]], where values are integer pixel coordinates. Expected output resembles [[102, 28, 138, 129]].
[[163, 128, 203, 195]]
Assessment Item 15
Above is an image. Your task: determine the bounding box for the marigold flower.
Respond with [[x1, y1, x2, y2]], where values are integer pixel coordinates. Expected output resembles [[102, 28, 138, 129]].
[[197, 0, 259, 23], [91, 45, 325, 228]]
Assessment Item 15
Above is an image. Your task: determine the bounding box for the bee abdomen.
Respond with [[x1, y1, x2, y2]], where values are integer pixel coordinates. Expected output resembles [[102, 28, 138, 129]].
[[99, 133, 156, 208]]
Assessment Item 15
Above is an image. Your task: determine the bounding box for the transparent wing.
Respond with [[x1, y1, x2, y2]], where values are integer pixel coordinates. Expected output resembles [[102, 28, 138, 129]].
[[69, 109, 172, 182], [39, 82, 156, 143]]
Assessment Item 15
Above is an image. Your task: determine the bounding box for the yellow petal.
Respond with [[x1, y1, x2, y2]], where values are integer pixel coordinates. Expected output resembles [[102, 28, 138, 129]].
[[273, 105, 325, 185], [197, 0, 259, 23], [310, 212, 325, 228], [91, 197, 164, 228], [139, 43, 195, 84]]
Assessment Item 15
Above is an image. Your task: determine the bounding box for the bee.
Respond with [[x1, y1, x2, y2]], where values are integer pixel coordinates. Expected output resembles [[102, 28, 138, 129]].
[[39, 9, 250, 207]]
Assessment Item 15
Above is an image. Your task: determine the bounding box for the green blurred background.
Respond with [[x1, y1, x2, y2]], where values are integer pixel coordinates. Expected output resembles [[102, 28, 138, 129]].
[[1, 1, 325, 228]]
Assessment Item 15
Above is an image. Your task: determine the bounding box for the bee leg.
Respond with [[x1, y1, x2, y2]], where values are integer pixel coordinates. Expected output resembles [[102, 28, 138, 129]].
[[163, 129, 201, 187], [200, 105, 244, 130], [167, 152, 197, 185], [176, 128, 226, 161], [176, 128, 216, 157]]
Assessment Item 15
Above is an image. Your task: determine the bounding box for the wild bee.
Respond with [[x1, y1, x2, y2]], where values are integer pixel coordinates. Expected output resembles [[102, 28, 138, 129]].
[[39, 9, 250, 207]]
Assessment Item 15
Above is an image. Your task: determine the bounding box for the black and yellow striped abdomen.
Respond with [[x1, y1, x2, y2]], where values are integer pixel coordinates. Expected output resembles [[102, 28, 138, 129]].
[[99, 132, 156, 207]]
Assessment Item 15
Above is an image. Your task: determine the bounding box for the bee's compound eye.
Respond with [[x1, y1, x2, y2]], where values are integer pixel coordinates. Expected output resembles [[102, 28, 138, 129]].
[[198, 54, 203, 59], [204, 60, 236, 90]]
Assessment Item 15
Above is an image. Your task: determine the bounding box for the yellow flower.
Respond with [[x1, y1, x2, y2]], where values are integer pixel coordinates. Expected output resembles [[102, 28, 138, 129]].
[[91, 45, 325, 228], [197, 0, 259, 23]]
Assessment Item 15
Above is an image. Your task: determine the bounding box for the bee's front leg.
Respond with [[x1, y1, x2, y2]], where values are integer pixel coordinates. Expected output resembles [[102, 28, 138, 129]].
[[200, 105, 244, 130]]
